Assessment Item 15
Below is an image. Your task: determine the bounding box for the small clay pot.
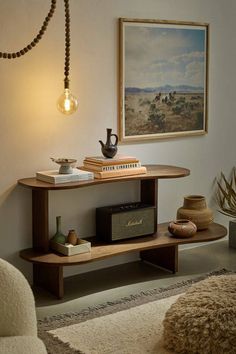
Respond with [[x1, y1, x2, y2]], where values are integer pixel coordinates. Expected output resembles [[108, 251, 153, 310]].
[[168, 219, 197, 238], [67, 229, 78, 245]]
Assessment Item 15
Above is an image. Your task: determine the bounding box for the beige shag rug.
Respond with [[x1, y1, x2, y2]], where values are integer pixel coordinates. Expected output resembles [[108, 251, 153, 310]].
[[38, 269, 234, 354]]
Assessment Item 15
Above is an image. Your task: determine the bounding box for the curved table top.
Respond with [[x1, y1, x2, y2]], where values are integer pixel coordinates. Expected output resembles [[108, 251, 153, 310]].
[[18, 164, 190, 190]]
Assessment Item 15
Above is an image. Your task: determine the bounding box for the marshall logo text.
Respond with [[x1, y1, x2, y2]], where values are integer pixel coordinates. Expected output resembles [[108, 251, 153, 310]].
[[126, 218, 143, 227]]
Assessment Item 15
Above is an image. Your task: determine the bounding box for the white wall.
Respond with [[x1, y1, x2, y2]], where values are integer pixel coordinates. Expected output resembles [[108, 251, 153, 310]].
[[0, 0, 235, 280]]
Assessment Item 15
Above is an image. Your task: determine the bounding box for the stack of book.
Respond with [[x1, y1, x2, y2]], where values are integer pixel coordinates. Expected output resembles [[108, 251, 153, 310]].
[[80, 155, 147, 179], [36, 168, 94, 184]]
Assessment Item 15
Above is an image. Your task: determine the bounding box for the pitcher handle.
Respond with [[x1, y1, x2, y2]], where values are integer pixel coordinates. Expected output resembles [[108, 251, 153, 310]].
[[111, 133, 118, 146]]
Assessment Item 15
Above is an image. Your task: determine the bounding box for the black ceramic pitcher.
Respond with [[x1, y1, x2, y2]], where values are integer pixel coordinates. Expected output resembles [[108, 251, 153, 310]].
[[99, 128, 118, 158]]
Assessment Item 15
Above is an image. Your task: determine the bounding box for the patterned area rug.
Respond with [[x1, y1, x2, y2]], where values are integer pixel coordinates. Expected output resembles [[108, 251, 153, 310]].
[[38, 269, 232, 354]]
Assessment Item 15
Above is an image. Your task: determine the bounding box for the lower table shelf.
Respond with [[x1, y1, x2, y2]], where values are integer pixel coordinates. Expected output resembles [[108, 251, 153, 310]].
[[20, 222, 227, 299]]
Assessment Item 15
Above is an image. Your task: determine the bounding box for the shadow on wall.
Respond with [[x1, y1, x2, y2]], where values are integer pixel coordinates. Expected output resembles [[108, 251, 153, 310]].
[[0, 184, 32, 272]]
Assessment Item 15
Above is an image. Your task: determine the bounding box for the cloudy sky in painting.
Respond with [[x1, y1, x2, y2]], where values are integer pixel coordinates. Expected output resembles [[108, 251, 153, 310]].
[[124, 23, 206, 88]]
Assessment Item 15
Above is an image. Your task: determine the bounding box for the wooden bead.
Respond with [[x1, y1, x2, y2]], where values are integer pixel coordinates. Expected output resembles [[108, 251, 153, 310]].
[[7, 53, 12, 59], [0, 53, 2, 58], [3, 53, 7, 58]]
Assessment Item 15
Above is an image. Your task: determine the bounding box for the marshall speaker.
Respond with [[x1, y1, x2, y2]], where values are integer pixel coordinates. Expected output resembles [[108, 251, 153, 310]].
[[96, 202, 156, 242]]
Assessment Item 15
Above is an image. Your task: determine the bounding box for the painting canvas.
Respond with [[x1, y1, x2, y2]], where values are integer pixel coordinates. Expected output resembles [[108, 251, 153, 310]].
[[119, 19, 208, 142]]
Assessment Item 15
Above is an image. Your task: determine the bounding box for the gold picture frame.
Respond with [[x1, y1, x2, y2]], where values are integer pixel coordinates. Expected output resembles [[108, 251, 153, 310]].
[[119, 18, 209, 143]]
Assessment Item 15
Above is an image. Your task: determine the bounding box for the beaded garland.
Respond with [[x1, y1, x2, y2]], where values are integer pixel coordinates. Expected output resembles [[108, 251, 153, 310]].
[[0, 0, 57, 59], [0, 0, 72, 90]]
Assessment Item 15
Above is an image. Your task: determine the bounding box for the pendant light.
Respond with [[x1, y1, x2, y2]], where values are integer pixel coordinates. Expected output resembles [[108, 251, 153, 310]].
[[0, 0, 78, 116], [57, 0, 78, 115]]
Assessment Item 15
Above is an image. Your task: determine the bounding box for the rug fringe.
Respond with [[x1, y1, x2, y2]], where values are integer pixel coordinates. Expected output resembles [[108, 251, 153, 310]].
[[38, 268, 233, 327]]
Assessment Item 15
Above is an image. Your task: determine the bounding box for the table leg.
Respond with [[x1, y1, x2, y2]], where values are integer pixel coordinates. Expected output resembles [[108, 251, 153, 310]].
[[33, 264, 64, 299], [140, 245, 178, 273]]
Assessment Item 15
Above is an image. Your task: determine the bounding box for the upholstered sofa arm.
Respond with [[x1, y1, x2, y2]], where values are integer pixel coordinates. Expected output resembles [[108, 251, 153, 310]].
[[0, 258, 37, 337], [0, 336, 47, 354], [0, 258, 47, 353]]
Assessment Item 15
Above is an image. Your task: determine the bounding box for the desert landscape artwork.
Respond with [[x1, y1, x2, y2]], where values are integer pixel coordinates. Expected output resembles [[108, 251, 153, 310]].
[[119, 19, 208, 142]]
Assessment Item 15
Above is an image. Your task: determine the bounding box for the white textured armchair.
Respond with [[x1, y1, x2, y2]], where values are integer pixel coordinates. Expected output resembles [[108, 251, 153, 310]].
[[0, 258, 47, 354]]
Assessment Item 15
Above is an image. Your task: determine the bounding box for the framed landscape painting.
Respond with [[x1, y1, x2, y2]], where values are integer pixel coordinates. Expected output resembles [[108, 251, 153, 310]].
[[119, 18, 209, 142]]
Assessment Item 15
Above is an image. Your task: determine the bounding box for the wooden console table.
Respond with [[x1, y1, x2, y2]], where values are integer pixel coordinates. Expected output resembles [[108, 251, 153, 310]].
[[18, 165, 227, 298]]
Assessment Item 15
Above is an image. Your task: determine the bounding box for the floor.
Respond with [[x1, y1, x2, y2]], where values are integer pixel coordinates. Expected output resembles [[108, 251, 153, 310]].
[[35, 239, 236, 320]]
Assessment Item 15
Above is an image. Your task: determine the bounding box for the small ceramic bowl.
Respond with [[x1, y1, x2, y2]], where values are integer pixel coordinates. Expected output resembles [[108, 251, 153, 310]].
[[51, 157, 77, 174], [168, 219, 197, 238]]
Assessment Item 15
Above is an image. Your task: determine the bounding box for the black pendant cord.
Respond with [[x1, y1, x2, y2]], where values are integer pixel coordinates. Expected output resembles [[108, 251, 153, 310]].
[[0, 0, 57, 59], [64, 0, 70, 89]]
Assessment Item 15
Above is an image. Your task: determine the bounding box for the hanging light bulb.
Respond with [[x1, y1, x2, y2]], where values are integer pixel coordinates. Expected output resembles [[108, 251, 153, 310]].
[[57, 0, 78, 115], [57, 88, 78, 115]]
